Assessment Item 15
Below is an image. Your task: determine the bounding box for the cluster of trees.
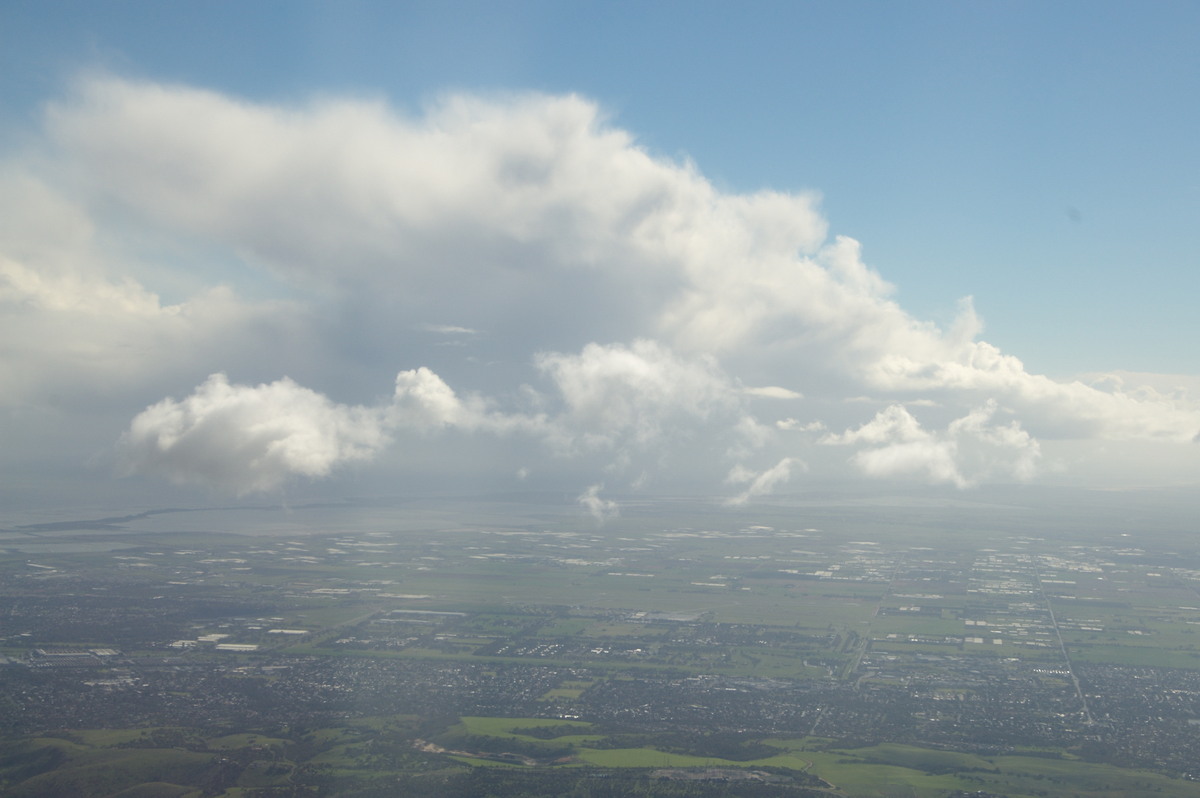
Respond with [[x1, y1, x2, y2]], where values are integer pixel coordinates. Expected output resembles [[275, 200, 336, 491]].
[[291, 767, 831, 798]]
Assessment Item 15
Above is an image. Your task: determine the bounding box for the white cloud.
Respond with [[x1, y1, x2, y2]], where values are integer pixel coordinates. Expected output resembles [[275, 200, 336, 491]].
[[119, 366, 553, 492], [577, 483, 619, 521], [822, 404, 927, 447], [535, 339, 746, 453], [2, 75, 1198, 500], [823, 401, 1041, 488], [777, 418, 826, 432], [0, 251, 302, 411], [0, 164, 318, 418], [119, 373, 390, 494], [724, 457, 804, 505], [114, 344, 765, 495], [852, 440, 964, 487], [743, 385, 803, 399], [390, 367, 474, 429], [390, 366, 551, 437], [418, 323, 480, 335]]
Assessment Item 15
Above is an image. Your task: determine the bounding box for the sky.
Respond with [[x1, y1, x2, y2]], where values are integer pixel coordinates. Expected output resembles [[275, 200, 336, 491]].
[[2, 1, 1199, 514]]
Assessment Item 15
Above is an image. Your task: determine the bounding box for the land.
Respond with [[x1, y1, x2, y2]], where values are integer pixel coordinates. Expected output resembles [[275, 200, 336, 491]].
[[2, 489, 1200, 797]]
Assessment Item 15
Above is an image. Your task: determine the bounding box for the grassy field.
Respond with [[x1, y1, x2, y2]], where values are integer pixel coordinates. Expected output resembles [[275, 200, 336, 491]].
[[3, 740, 214, 798], [438, 723, 1200, 798]]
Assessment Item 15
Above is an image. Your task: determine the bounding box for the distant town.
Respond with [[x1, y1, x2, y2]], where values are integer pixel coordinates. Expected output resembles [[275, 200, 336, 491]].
[[4, 496, 1200, 796]]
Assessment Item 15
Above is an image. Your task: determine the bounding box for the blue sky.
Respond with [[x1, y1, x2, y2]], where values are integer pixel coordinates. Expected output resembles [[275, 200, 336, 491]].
[[2, 1, 1199, 509]]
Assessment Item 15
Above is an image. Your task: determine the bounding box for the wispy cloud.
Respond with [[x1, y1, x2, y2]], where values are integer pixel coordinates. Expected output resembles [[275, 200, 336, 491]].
[[577, 483, 619, 521], [743, 385, 803, 399], [724, 458, 805, 505], [419, 323, 480, 335]]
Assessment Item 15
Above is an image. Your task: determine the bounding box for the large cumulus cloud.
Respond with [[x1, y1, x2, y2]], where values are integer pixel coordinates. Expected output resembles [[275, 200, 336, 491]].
[[120, 373, 390, 494], [821, 401, 1040, 489], [4, 74, 1200, 500]]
